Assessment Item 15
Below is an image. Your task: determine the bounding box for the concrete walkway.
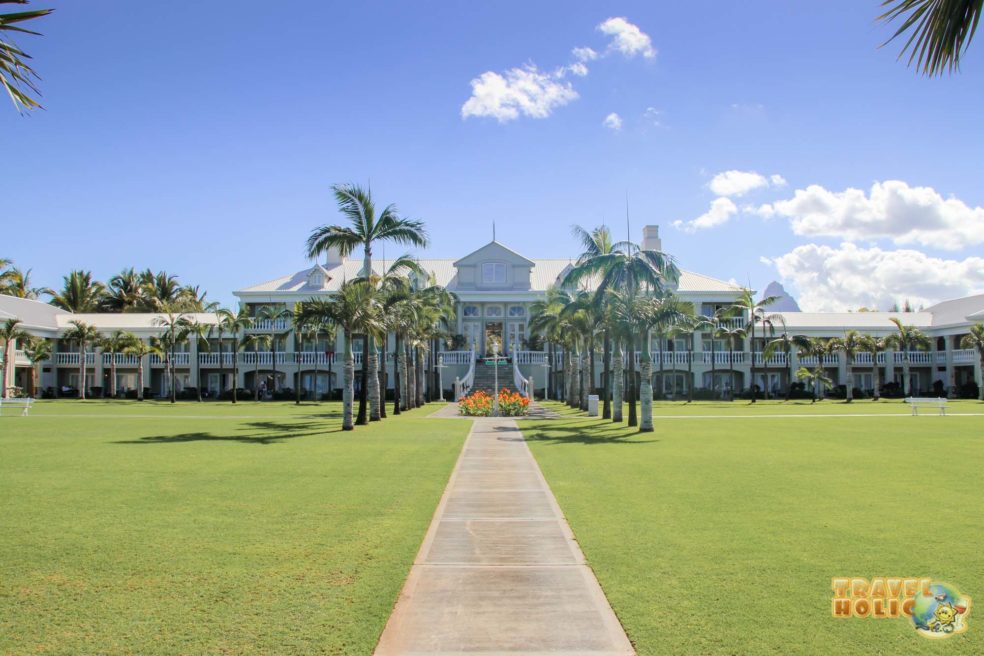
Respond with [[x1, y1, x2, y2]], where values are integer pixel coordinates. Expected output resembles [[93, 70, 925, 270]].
[[374, 417, 634, 655]]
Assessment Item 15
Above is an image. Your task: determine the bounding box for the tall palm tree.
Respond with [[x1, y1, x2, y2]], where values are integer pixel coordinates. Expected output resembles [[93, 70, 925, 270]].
[[635, 293, 688, 430], [858, 334, 890, 401], [22, 336, 50, 397], [672, 310, 704, 403], [879, 0, 984, 76], [258, 305, 292, 394], [529, 287, 575, 403], [960, 323, 984, 400], [291, 306, 308, 406], [559, 290, 597, 411], [831, 330, 865, 402], [1, 1, 53, 113], [716, 324, 746, 400], [99, 330, 137, 399], [152, 307, 191, 403], [47, 270, 105, 312], [186, 320, 212, 402], [793, 336, 837, 402], [223, 307, 253, 403], [0, 318, 29, 398], [123, 339, 153, 401], [887, 318, 931, 396], [62, 320, 99, 400], [731, 288, 781, 403], [241, 333, 271, 401], [307, 183, 430, 424], [301, 281, 382, 429], [763, 331, 798, 401]]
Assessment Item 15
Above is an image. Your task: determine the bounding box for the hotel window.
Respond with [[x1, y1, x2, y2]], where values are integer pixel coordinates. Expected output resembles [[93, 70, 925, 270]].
[[485, 306, 503, 318], [482, 262, 507, 284], [508, 305, 526, 318], [463, 305, 480, 318]]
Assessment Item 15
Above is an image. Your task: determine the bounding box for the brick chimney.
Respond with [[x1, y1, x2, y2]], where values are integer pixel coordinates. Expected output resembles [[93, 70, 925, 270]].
[[641, 225, 662, 252]]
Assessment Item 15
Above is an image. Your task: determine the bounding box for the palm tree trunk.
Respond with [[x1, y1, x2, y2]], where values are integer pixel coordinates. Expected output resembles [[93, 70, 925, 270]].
[[399, 343, 408, 411], [343, 330, 354, 431], [416, 348, 426, 407], [137, 359, 144, 401], [254, 354, 260, 402], [845, 359, 853, 402], [566, 350, 576, 407], [380, 334, 388, 419], [393, 334, 401, 415], [710, 338, 717, 398], [407, 344, 416, 409], [79, 346, 86, 400], [313, 339, 320, 404], [785, 344, 793, 401], [602, 331, 611, 419], [903, 359, 910, 396], [111, 356, 117, 399], [729, 345, 736, 401], [579, 348, 587, 411], [640, 334, 654, 432], [872, 355, 881, 401], [295, 343, 302, 405], [357, 338, 370, 424], [657, 332, 665, 400], [627, 337, 637, 427], [588, 334, 596, 397], [271, 330, 279, 393], [368, 347, 381, 420], [750, 324, 757, 403], [612, 341, 623, 422], [170, 343, 176, 404], [232, 338, 239, 403], [687, 337, 694, 403], [196, 349, 203, 402]]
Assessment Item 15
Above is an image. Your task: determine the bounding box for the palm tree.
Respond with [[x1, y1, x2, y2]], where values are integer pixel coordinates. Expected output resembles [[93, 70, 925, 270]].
[[99, 330, 137, 399], [879, 0, 984, 76], [731, 288, 781, 402], [706, 305, 738, 397], [291, 306, 308, 406], [559, 290, 597, 411], [0, 318, 29, 398], [297, 280, 381, 430], [241, 333, 271, 401], [186, 320, 212, 402], [152, 307, 191, 403], [123, 339, 152, 401], [717, 324, 747, 401], [224, 307, 253, 403], [258, 305, 292, 395], [763, 331, 798, 401], [858, 334, 890, 401], [22, 336, 50, 397], [831, 330, 865, 402], [102, 268, 144, 312], [635, 294, 689, 430], [794, 337, 838, 402], [307, 183, 430, 425], [672, 311, 705, 403], [1, 1, 53, 113], [529, 287, 574, 403], [887, 318, 931, 396], [62, 320, 100, 400], [1, 266, 47, 299], [47, 270, 105, 312], [959, 323, 984, 400]]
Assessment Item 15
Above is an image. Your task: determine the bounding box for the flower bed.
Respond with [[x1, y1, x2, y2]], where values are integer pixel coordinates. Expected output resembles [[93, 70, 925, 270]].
[[458, 389, 530, 416]]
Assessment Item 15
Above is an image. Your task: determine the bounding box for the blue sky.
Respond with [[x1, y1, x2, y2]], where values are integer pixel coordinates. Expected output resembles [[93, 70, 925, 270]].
[[5, 1, 984, 311]]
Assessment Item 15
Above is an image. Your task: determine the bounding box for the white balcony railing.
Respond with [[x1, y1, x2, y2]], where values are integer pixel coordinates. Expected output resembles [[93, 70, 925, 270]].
[[102, 353, 140, 366], [852, 352, 887, 365], [198, 353, 237, 367], [246, 319, 290, 332], [55, 352, 95, 365], [952, 349, 977, 364], [700, 351, 746, 366], [714, 318, 745, 331], [439, 350, 473, 365], [151, 353, 191, 366], [799, 355, 840, 367], [893, 351, 933, 365], [753, 352, 787, 366], [515, 351, 549, 365]]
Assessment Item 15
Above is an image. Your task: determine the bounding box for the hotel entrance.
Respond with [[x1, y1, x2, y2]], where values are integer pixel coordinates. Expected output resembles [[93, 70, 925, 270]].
[[484, 322, 503, 356]]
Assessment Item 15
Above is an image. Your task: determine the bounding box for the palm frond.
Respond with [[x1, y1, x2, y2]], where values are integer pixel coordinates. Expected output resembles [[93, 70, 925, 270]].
[[880, 0, 983, 75]]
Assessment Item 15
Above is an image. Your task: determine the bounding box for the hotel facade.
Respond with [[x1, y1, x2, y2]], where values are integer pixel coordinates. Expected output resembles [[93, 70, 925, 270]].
[[2, 226, 983, 400]]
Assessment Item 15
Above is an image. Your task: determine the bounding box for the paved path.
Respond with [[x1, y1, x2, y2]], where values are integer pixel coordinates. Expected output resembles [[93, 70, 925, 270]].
[[374, 417, 634, 655]]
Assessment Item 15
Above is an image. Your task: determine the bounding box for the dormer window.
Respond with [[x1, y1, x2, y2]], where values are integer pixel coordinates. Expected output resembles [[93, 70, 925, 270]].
[[482, 262, 506, 284]]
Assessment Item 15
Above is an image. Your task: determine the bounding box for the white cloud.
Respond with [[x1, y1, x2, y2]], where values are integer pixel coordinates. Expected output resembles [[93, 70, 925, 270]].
[[767, 242, 984, 311], [770, 174, 787, 186], [643, 106, 662, 126], [709, 170, 769, 197], [760, 180, 984, 251], [673, 197, 738, 233], [602, 112, 622, 131], [598, 17, 656, 59], [461, 65, 579, 122], [572, 46, 598, 62], [566, 62, 589, 77]]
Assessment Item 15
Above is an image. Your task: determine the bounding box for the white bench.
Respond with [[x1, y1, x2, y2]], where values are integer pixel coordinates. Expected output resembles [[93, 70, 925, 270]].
[[905, 397, 947, 416], [0, 397, 34, 416]]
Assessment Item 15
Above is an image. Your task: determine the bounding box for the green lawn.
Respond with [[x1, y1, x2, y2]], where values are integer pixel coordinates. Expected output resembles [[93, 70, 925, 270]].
[[0, 400, 468, 655], [524, 400, 984, 655]]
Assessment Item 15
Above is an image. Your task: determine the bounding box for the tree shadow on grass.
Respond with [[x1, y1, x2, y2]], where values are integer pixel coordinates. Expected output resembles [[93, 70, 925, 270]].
[[521, 419, 658, 446], [112, 421, 342, 445]]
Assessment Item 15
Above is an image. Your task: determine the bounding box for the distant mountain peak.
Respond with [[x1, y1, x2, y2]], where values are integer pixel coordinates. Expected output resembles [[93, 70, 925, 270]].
[[762, 281, 801, 312]]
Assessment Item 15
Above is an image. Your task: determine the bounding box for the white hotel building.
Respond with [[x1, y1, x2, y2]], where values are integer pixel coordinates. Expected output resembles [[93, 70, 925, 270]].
[[2, 226, 983, 400]]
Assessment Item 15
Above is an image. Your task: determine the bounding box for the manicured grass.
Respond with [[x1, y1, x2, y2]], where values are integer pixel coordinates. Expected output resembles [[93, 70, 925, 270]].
[[524, 401, 984, 655], [0, 400, 468, 655]]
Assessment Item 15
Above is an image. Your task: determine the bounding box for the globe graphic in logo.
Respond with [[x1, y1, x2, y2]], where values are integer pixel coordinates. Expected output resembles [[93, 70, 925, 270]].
[[911, 582, 970, 636]]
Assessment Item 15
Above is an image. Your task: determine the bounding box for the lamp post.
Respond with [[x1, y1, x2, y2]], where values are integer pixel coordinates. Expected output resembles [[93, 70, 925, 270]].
[[437, 354, 446, 402], [492, 339, 500, 416]]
